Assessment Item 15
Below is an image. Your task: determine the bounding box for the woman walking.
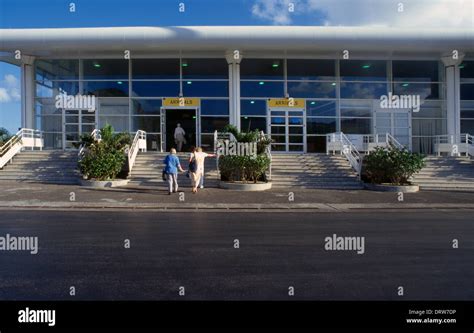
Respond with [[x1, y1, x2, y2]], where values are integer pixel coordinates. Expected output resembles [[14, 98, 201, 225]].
[[163, 148, 184, 195], [189, 147, 216, 193]]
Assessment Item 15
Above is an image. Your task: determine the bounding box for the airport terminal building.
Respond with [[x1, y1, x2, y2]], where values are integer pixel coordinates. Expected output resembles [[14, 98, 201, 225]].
[[1, 26, 473, 154]]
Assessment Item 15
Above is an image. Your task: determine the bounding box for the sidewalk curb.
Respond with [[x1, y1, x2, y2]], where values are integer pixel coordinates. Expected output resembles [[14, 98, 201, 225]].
[[0, 201, 474, 211]]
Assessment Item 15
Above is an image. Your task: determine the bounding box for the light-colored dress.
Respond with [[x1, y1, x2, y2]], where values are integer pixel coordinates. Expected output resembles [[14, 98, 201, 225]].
[[190, 152, 208, 188]]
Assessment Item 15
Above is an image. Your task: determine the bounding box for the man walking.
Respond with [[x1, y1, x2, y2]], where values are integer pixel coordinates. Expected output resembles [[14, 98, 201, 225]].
[[174, 123, 186, 152]]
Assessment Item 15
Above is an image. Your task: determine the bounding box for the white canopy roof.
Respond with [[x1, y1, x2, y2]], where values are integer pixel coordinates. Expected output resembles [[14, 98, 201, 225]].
[[1, 26, 473, 58]]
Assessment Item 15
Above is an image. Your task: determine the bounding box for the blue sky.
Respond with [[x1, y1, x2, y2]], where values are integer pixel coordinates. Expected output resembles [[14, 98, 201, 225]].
[[0, 0, 472, 133]]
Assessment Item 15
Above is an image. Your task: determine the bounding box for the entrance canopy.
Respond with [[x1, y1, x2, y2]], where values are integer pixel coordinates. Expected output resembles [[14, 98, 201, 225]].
[[1, 26, 474, 59]]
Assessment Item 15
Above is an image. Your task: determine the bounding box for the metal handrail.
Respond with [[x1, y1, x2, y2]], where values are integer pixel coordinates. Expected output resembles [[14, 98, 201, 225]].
[[434, 134, 474, 157], [0, 128, 43, 169], [327, 132, 362, 177], [128, 130, 147, 173], [77, 129, 102, 160], [386, 133, 404, 150]]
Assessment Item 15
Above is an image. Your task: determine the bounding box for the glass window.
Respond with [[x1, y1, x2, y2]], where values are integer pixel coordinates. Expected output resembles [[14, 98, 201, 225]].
[[132, 81, 179, 97], [461, 101, 474, 118], [340, 60, 387, 81], [241, 81, 284, 97], [36, 115, 62, 132], [460, 61, 474, 81], [182, 59, 228, 79], [132, 116, 161, 132], [201, 117, 229, 133], [306, 101, 336, 117], [83, 81, 129, 97], [341, 82, 388, 99], [413, 100, 445, 118], [307, 118, 337, 134], [98, 98, 129, 115], [307, 135, 327, 153], [461, 120, 474, 135], [183, 81, 228, 97], [35, 59, 79, 81], [41, 132, 63, 149], [341, 118, 371, 134], [393, 60, 439, 82], [99, 116, 129, 132], [132, 59, 179, 79], [393, 83, 441, 100], [241, 117, 267, 132], [132, 99, 162, 115], [201, 99, 229, 116], [412, 119, 446, 136], [241, 99, 267, 116], [461, 84, 474, 100], [288, 81, 336, 98], [83, 59, 128, 80], [240, 59, 284, 79], [36, 81, 79, 98], [35, 98, 61, 116], [287, 59, 335, 80]]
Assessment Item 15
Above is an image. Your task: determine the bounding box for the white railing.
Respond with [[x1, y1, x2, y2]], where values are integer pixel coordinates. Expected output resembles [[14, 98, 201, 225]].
[[0, 128, 43, 169], [327, 132, 362, 177], [362, 133, 404, 153], [434, 134, 474, 157], [128, 130, 147, 173], [77, 129, 102, 160]]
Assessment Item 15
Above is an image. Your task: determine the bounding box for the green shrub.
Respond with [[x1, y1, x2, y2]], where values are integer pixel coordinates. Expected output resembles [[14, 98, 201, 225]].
[[363, 146, 425, 185], [218, 126, 272, 183], [78, 124, 131, 181], [219, 155, 270, 183]]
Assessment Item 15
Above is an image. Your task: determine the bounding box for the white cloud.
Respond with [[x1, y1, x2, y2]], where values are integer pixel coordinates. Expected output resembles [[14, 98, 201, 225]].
[[252, 0, 474, 28], [4, 74, 18, 87], [0, 74, 20, 103], [252, 0, 303, 25], [0, 88, 11, 103]]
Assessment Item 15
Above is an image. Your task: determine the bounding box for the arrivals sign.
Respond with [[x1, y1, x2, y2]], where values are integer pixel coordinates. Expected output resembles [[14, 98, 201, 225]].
[[163, 97, 200, 107], [268, 98, 305, 108]]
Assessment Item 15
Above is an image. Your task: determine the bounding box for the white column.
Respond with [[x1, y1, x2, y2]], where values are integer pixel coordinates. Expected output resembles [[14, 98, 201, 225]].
[[226, 52, 242, 130], [442, 54, 464, 142], [20, 55, 35, 129]]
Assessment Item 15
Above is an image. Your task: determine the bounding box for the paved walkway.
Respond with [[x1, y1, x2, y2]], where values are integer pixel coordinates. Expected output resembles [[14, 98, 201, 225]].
[[0, 181, 473, 211]]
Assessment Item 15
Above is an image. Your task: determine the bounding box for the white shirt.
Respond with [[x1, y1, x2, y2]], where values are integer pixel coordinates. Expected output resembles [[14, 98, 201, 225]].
[[174, 127, 186, 140], [191, 152, 209, 172]]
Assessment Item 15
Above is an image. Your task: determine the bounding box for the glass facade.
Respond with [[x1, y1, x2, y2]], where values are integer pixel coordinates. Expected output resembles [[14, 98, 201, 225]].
[[34, 57, 450, 154], [461, 61, 474, 136]]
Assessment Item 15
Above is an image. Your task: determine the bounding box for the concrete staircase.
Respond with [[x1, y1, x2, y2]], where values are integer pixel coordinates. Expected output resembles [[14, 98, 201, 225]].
[[0, 150, 80, 184], [413, 156, 474, 191], [129, 152, 220, 188], [270, 154, 363, 189]]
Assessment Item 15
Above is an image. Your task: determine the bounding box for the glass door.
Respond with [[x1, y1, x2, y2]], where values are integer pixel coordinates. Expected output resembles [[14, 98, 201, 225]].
[[62, 109, 97, 150], [269, 109, 305, 152], [374, 110, 412, 149]]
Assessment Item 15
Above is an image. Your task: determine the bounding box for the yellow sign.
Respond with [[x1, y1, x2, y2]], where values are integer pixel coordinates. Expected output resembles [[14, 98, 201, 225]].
[[268, 98, 305, 108], [163, 97, 200, 107]]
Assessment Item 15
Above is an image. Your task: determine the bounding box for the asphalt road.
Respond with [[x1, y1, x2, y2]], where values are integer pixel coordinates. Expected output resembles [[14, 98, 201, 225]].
[[0, 210, 473, 300]]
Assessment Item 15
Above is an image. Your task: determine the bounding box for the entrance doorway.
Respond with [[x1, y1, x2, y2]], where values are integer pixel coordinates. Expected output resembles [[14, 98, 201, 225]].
[[268, 108, 306, 152], [374, 107, 412, 150], [161, 108, 197, 152], [62, 109, 96, 149]]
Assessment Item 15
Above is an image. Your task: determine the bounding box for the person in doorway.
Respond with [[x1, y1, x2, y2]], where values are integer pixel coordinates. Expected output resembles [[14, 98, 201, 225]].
[[189, 147, 216, 192], [163, 148, 184, 195], [174, 123, 186, 152]]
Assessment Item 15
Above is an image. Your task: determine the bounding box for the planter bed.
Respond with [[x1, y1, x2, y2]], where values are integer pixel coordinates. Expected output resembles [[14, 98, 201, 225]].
[[363, 183, 419, 192], [219, 181, 272, 191]]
